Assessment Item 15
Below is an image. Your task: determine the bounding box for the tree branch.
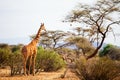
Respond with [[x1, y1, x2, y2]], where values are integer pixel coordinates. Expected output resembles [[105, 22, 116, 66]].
[[104, 21, 120, 34]]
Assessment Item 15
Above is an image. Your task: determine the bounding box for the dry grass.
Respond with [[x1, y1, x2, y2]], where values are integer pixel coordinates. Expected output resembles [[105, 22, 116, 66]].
[[0, 68, 79, 80], [0, 69, 11, 77], [75, 57, 120, 80]]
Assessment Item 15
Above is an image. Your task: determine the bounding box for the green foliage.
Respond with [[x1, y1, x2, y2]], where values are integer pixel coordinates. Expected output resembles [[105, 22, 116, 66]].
[[11, 45, 21, 53], [8, 53, 23, 75], [75, 57, 120, 80], [36, 46, 65, 72], [0, 44, 9, 48], [0, 44, 23, 75], [99, 44, 120, 60], [99, 44, 114, 57], [0, 47, 11, 66]]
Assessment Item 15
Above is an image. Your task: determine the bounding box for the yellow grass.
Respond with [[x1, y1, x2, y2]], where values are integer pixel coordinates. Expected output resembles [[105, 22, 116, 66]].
[[0, 69, 79, 80]]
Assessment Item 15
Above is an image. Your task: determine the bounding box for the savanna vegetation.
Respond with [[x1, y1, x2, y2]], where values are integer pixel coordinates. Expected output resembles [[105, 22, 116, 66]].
[[0, 0, 120, 80]]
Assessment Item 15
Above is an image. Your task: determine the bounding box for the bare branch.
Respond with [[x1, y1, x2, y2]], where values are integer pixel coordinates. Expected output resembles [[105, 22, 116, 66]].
[[104, 20, 120, 34]]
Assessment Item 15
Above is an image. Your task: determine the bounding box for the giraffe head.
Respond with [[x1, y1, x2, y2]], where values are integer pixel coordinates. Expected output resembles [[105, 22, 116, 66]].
[[40, 23, 46, 31]]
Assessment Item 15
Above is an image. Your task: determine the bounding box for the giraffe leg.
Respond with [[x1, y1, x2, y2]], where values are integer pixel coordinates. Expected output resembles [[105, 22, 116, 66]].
[[28, 56, 32, 75], [32, 54, 36, 76], [23, 57, 27, 76]]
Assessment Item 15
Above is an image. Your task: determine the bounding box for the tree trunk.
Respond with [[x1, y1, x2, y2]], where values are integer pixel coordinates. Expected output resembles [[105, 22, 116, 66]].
[[87, 34, 105, 59]]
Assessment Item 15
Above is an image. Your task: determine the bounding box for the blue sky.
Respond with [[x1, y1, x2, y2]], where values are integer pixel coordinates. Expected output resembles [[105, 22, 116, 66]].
[[0, 0, 120, 46]]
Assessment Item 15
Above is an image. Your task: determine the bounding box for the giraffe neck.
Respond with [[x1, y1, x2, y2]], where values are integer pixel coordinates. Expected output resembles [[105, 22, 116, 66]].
[[30, 27, 42, 45], [34, 27, 42, 43]]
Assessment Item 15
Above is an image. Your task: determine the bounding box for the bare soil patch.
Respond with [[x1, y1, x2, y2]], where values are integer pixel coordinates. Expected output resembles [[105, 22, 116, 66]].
[[0, 69, 79, 80]]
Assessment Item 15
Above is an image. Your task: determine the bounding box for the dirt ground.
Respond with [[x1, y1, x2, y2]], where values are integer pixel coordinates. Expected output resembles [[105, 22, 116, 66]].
[[0, 68, 79, 80], [1, 68, 120, 80]]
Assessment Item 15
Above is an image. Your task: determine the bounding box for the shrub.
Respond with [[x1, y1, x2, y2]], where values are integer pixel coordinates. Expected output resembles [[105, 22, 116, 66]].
[[99, 44, 114, 57], [0, 48, 11, 66], [8, 53, 23, 76], [35, 47, 65, 73], [0, 44, 23, 76], [99, 44, 120, 60], [75, 57, 120, 80]]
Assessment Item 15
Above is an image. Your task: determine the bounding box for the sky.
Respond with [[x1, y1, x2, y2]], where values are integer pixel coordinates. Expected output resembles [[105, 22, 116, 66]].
[[0, 0, 120, 46]]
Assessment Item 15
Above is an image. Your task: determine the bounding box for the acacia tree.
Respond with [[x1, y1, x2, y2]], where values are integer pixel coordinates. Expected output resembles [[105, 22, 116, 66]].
[[65, 0, 120, 59], [42, 30, 68, 50], [73, 26, 103, 44], [65, 36, 95, 57], [31, 30, 67, 50]]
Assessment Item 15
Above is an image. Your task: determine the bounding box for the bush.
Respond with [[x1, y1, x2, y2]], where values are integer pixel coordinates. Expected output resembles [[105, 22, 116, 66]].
[[99, 44, 114, 57], [36, 47, 65, 73], [0, 44, 23, 76], [75, 57, 120, 80], [99, 44, 120, 60], [0, 48, 11, 66], [8, 53, 23, 76]]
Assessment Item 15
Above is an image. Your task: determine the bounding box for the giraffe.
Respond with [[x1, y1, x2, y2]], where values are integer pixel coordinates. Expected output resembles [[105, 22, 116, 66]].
[[21, 23, 46, 76]]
